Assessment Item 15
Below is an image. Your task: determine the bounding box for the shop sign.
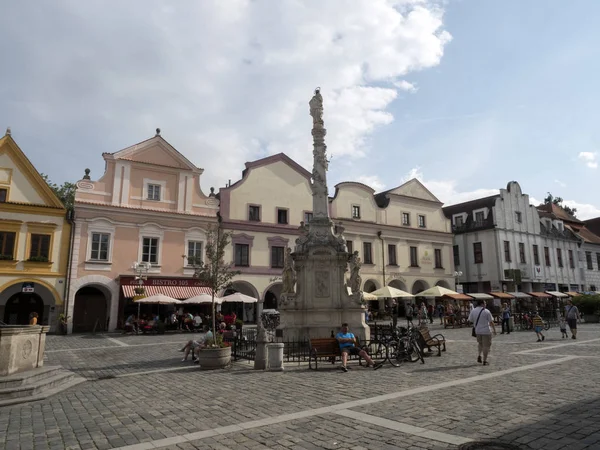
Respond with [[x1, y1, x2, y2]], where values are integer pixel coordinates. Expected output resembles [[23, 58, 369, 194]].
[[388, 273, 406, 282], [22, 282, 34, 293], [120, 276, 207, 287], [420, 250, 433, 266], [534, 266, 542, 278]]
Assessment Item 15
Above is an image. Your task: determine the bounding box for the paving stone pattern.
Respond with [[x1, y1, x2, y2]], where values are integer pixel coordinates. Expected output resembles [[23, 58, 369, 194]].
[[1, 325, 598, 450]]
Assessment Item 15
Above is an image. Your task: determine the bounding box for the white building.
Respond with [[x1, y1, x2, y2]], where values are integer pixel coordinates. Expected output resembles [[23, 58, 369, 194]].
[[582, 217, 600, 292], [443, 182, 583, 294]]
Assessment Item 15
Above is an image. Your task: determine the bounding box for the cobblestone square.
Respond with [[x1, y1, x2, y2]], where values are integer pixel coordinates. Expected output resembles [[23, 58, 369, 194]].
[[1, 324, 599, 450]]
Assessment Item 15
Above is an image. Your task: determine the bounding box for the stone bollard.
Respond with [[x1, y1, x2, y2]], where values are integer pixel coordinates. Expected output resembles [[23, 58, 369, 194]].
[[508, 317, 514, 332], [253, 321, 267, 370], [266, 343, 284, 372]]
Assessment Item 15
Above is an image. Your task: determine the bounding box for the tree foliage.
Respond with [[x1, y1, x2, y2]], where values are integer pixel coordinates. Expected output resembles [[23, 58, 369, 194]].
[[544, 192, 577, 218], [187, 225, 240, 343], [40, 174, 76, 212]]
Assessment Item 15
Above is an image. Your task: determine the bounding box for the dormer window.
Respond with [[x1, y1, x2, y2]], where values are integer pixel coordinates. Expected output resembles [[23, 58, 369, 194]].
[[556, 222, 563, 231], [454, 216, 464, 227], [147, 184, 161, 201], [475, 211, 484, 225]]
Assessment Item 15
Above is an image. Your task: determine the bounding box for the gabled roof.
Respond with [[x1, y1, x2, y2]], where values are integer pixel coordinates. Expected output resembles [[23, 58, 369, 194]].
[[536, 202, 582, 224], [105, 131, 202, 173], [0, 133, 65, 209], [566, 223, 600, 245], [380, 178, 441, 204], [225, 153, 311, 190]]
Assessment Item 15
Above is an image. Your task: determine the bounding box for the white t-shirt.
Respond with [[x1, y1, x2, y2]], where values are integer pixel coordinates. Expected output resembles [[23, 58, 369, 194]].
[[193, 315, 203, 326], [468, 306, 494, 335]]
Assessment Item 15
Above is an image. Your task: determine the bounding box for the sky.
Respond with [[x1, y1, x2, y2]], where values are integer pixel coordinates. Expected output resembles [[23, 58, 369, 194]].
[[2, 0, 600, 219]]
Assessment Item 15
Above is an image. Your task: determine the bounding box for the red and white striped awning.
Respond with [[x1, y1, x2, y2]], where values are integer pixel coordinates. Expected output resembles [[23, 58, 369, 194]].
[[122, 284, 213, 299]]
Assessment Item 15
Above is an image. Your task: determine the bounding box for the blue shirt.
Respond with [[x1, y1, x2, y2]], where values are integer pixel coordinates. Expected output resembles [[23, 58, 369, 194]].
[[502, 307, 511, 319], [336, 332, 356, 349]]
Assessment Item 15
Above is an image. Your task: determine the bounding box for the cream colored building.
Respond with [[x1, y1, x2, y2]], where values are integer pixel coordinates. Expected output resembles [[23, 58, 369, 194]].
[[219, 153, 455, 316], [0, 130, 71, 331], [331, 179, 455, 312]]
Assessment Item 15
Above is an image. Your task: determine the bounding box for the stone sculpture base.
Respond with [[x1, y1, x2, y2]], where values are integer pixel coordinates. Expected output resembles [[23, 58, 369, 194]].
[[0, 326, 49, 376], [279, 308, 369, 341]]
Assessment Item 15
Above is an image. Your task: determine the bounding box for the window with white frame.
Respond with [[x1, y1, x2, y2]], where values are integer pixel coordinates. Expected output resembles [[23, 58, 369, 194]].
[[418, 215, 426, 228], [454, 215, 464, 227], [402, 212, 410, 226], [90, 233, 110, 261], [142, 237, 159, 264], [187, 241, 203, 264], [352, 205, 361, 219], [147, 184, 161, 201], [304, 212, 313, 223]]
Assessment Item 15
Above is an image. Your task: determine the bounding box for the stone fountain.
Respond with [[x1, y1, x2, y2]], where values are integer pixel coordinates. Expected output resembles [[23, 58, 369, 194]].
[[277, 89, 369, 341]]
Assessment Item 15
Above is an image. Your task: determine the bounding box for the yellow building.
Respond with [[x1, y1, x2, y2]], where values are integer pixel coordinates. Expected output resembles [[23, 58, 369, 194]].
[[0, 129, 71, 332]]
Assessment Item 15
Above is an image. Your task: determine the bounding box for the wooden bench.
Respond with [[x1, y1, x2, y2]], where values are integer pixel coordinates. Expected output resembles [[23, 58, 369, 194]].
[[417, 327, 446, 356], [308, 337, 363, 370]]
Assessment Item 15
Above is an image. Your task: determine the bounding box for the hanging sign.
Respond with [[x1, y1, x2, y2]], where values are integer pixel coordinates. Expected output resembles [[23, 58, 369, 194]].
[[22, 282, 34, 293]]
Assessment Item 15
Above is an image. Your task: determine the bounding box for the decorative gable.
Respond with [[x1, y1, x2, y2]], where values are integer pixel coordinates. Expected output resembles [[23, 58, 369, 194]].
[[387, 179, 441, 203], [111, 134, 200, 173], [0, 134, 64, 208]]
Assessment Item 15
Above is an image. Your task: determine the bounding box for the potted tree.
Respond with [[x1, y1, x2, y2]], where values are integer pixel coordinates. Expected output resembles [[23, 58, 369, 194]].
[[188, 223, 239, 369]]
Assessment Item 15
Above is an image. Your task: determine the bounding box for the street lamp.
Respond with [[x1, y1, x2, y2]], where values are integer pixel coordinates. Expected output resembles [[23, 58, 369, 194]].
[[132, 261, 149, 329], [453, 270, 463, 291]]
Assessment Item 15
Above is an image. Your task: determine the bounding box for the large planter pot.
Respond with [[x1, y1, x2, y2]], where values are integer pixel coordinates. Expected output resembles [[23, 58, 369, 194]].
[[197, 346, 231, 370]]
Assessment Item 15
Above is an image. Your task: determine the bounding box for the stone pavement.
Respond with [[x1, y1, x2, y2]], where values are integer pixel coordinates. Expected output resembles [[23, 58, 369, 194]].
[[1, 324, 599, 450]]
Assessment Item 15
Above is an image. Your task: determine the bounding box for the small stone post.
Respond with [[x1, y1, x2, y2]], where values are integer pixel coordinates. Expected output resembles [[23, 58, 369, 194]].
[[254, 301, 267, 370]]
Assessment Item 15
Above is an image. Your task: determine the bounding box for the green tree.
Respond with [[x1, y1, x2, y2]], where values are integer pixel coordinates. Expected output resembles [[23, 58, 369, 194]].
[[40, 174, 76, 213], [544, 192, 577, 218], [187, 224, 240, 345]]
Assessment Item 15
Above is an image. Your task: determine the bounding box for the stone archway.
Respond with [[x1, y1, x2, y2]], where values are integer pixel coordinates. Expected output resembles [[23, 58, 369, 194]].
[[388, 279, 408, 292], [73, 286, 110, 332], [263, 282, 283, 311], [0, 280, 59, 328], [411, 279, 430, 295], [67, 275, 119, 333], [223, 281, 260, 323], [435, 280, 451, 289], [363, 279, 380, 293]]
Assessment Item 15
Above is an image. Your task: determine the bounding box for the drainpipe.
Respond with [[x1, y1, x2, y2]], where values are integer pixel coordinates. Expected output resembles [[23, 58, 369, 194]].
[[377, 231, 385, 286], [63, 208, 75, 333]]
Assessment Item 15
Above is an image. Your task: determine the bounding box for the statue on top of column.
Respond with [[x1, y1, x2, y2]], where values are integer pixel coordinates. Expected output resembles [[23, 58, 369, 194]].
[[309, 88, 324, 127]]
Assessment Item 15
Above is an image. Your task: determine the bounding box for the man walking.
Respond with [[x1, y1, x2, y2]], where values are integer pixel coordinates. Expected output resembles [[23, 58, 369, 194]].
[[565, 299, 580, 340], [468, 299, 496, 366]]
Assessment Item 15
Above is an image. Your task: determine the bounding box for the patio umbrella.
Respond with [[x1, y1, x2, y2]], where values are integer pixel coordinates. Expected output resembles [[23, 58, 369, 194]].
[[369, 286, 414, 298], [135, 294, 182, 304], [134, 294, 181, 319], [221, 292, 258, 303], [183, 293, 221, 304], [414, 285, 472, 301], [362, 292, 378, 301]]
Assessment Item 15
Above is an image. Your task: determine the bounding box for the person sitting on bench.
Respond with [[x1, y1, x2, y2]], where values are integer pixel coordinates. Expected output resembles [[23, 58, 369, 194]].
[[336, 323, 381, 372]]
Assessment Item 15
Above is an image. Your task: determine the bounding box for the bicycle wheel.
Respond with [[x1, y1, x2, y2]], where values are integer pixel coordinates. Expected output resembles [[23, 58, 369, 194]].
[[544, 321, 550, 331], [386, 340, 402, 367]]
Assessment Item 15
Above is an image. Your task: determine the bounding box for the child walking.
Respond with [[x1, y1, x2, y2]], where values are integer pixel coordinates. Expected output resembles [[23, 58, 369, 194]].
[[532, 312, 545, 342], [558, 314, 568, 339]]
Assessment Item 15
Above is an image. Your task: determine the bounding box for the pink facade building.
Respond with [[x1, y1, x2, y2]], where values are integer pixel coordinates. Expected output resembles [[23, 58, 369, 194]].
[[66, 130, 217, 332]]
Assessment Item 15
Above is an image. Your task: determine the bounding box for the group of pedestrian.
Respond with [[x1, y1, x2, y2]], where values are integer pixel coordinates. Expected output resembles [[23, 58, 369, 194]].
[[470, 298, 582, 366]]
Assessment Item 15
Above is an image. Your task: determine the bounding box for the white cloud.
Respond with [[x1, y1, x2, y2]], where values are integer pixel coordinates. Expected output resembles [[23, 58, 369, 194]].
[[0, 0, 452, 191], [578, 152, 598, 169], [393, 80, 418, 93], [400, 167, 498, 205], [356, 175, 386, 192], [554, 179, 566, 188]]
